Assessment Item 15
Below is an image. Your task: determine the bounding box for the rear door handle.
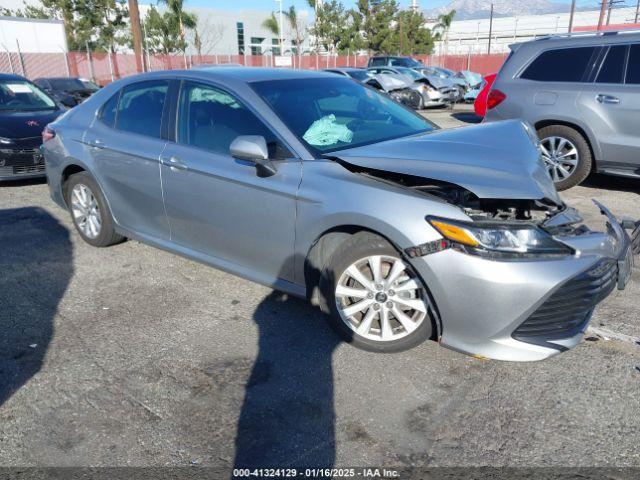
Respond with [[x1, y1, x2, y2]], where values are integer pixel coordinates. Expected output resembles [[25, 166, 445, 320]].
[[89, 138, 105, 149], [161, 155, 188, 172], [596, 94, 620, 105]]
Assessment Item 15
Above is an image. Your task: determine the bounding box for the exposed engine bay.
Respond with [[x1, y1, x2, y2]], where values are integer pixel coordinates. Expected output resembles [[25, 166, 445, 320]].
[[341, 162, 584, 231]]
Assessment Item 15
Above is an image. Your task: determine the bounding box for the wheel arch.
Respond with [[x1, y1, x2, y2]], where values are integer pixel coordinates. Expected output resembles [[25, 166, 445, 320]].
[[60, 163, 87, 206], [303, 224, 442, 340], [534, 119, 599, 170]]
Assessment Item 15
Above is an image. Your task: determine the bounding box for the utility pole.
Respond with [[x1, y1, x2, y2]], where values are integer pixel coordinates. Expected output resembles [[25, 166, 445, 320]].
[[597, 0, 608, 30], [276, 0, 284, 55], [487, 2, 494, 54], [635, 0, 640, 23], [568, 0, 577, 32], [128, 0, 144, 72]]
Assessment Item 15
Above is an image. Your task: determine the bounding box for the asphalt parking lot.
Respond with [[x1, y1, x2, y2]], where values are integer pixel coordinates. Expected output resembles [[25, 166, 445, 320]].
[[1, 104, 639, 471]]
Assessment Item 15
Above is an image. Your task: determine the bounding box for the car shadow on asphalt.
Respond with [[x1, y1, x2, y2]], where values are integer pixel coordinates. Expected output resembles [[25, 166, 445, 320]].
[[451, 111, 482, 124], [0, 207, 72, 407], [233, 264, 346, 469], [581, 173, 640, 194], [0, 177, 48, 188]]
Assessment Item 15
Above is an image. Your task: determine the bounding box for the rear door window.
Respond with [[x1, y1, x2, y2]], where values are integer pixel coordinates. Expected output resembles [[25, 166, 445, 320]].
[[625, 44, 640, 84], [521, 46, 598, 82], [115, 80, 168, 138], [596, 45, 628, 84]]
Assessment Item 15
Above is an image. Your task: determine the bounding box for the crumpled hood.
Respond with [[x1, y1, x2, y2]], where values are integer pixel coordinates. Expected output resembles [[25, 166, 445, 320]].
[[330, 119, 562, 204], [368, 73, 413, 92]]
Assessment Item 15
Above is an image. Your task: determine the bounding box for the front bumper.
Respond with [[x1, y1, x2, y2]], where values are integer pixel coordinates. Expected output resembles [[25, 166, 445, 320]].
[[409, 203, 638, 362], [0, 144, 46, 180]]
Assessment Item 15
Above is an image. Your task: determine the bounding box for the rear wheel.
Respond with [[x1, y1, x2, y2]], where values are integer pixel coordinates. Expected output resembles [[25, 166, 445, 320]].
[[319, 232, 434, 353], [537, 125, 592, 190], [66, 172, 124, 247]]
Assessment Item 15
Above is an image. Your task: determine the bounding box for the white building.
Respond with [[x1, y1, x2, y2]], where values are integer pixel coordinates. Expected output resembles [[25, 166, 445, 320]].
[[427, 6, 640, 55], [0, 16, 67, 53]]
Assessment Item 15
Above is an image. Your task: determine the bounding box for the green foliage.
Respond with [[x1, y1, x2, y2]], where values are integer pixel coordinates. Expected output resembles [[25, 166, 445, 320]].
[[308, 0, 345, 53], [355, 0, 399, 54], [262, 12, 279, 36], [145, 0, 197, 54], [433, 9, 456, 40], [2, 0, 129, 51], [395, 10, 434, 55]]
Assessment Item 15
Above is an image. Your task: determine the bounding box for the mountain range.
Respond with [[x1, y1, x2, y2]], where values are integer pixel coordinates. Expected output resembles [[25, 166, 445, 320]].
[[424, 0, 581, 21]]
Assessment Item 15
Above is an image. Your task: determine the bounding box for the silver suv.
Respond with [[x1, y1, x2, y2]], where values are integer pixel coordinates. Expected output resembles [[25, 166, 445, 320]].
[[484, 31, 640, 190]]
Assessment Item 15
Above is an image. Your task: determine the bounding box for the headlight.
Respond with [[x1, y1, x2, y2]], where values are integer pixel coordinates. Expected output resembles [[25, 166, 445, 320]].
[[428, 217, 573, 258], [0, 137, 14, 145]]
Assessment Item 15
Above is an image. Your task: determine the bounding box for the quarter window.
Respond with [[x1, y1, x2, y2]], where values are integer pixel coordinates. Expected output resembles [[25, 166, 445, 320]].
[[625, 44, 640, 84], [596, 45, 627, 84], [115, 80, 168, 138], [521, 47, 598, 82], [99, 91, 120, 128], [177, 82, 288, 159]]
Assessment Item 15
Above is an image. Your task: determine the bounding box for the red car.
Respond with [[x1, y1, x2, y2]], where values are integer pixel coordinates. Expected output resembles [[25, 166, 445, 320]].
[[474, 73, 497, 118]]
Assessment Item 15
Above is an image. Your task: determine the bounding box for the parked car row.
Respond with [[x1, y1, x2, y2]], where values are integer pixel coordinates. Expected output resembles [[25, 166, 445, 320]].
[[0, 74, 101, 181]]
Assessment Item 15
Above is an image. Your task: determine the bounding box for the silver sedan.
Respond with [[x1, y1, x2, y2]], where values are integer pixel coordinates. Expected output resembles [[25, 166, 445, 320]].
[[42, 68, 639, 361]]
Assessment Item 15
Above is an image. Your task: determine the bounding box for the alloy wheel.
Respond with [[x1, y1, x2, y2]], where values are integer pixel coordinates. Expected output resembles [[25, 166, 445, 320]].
[[335, 255, 428, 342], [70, 183, 102, 239], [540, 136, 579, 183]]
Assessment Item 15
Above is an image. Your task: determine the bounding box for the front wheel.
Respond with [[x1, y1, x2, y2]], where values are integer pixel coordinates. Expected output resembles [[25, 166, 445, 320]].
[[319, 232, 434, 353]]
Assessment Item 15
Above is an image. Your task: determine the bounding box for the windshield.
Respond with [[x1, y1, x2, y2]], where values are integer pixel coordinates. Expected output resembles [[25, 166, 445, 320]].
[[395, 67, 422, 80], [49, 78, 86, 91], [346, 70, 372, 82], [252, 77, 435, 155], [0, 79, 57, 111]]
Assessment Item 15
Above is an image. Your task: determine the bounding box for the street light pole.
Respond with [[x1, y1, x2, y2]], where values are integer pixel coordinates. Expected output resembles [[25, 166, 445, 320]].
[[487, 2, 494, 54], [276, 0, 284, 55]]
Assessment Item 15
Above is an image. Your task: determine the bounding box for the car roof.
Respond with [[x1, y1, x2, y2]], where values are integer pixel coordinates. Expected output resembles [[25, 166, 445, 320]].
[[0, 73, 27, 82], [36, 77, 81, 80], [183, 66, 330, 82], [514, 29, 640, 51]]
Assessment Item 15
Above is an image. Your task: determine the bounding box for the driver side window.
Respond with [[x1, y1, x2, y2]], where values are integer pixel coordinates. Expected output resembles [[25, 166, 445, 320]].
[[177, 81, 289, 159]]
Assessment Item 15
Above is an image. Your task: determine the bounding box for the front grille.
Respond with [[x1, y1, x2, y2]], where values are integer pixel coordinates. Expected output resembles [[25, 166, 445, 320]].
[[513, 259, 617, 344], [0, 163, 45, 177]]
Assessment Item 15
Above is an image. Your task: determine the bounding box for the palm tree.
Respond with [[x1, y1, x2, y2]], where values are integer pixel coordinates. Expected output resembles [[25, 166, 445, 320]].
[[433, 9, 455, 60], [284, 5, 305, 59], [159, 0, 197, 53], [262, 12, 280, 37]]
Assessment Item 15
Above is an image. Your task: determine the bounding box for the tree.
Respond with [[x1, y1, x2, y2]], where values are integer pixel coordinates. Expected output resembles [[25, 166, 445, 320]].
[[309, 0, 345, 53], [433, 9, 456, 40], [143, 5, 183, 54], [158, 0, 197, 54], [337, 8, 366, 54], [189, 18, 225, 57], [283, 6, 306, 55], [354, 0, 399, 54], [395, 9, 434, 55], [262, 12, 279, 37]]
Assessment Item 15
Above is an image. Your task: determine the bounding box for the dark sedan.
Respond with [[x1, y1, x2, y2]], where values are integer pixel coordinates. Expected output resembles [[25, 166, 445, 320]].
[[33, 77, 99, 107], [0, 74, 65, 181]]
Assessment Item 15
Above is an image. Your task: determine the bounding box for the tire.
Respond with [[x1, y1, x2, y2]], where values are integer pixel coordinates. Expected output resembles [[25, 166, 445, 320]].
[[537, 125, 592, 191], [65, 172, 124, 247], [319, 232, 434, 353]]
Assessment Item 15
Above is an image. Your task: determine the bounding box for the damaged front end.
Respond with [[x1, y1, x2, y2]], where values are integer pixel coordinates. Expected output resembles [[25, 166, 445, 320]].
[[329, 120, 639, 360]]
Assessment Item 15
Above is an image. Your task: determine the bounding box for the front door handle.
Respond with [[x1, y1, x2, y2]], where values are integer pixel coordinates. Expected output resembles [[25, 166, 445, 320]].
[[89, 138, 105, 149], [596, 94, 620, 105], [161, 155, 188, 172]]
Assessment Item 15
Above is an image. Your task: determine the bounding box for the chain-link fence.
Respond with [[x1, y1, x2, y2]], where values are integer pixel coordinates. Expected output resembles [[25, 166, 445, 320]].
[[0, 51, 508, 85]]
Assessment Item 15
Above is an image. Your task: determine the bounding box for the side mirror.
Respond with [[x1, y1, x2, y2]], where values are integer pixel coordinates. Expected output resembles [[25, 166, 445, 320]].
[[60, 95, 77, 108], [230, 135, 277, 177]]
